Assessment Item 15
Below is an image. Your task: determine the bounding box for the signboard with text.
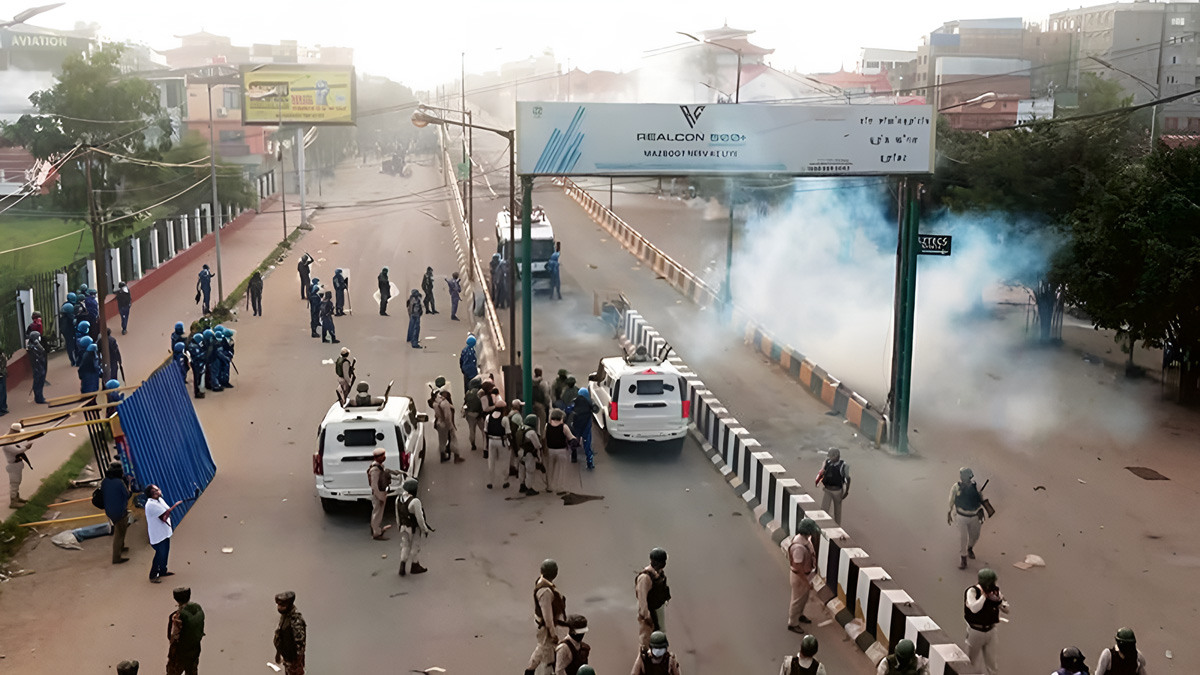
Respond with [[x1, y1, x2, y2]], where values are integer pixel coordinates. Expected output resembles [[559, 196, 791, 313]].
[[918, 234, 952, 256], [516, 102, 933, 176], [241, 65, 356, 126]]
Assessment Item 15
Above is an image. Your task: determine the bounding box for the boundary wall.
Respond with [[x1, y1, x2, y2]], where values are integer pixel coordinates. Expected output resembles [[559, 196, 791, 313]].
[[619, 308, 979, 675], [554, 178, 887, 445]]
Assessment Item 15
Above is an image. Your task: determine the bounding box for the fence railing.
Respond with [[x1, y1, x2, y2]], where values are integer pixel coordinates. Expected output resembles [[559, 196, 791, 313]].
[[1, 169, 277, 356]]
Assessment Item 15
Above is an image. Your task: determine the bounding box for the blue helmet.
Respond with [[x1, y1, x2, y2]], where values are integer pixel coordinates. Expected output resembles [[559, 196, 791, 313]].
[[202, 264, 210, 270], [203, 329, 215, 339], [466, 335, 477, 347], [192, 333, 204, 343], [105, 379, 121, 389], [77, 285, 87, 294], [87, 288, 97, 296], [86, 343, 97, 352], [77, 320, 91, 333], [79, 336, 93, 348], [577, 387, 590, 399], [173, 342, 185, 352], [175, 321, 184, 333], [213, 326, 224, 336], [67, 292, 77, 303], [311, 277, 320, 285], [335, 268, 343, 274], [63, 303, 76, 315]]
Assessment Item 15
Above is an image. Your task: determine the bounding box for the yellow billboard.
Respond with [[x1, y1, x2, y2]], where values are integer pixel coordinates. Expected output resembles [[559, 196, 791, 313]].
[[241, 65, 356, 126]]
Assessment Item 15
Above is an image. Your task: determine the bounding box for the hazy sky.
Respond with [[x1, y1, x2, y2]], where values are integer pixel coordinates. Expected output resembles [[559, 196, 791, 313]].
[[30, 0, 1078, 89]]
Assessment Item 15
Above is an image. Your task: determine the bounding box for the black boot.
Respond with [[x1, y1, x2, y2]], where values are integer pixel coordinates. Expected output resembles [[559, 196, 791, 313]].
[[967, 547, 975, 559], [959, 556, 968, 570], [398, 562, 407, 576]]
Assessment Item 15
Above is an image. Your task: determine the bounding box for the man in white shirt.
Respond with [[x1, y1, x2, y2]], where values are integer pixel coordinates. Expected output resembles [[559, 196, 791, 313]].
[[144, 485, 182, 583]]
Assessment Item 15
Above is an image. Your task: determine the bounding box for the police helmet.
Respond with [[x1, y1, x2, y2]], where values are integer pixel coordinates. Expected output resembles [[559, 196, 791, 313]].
[[577, 387, 590, 399], [67, 292, 78, 303], [335, 268, 343, 274], [649, 547, 667, 565], [79, 336, 94, 348], [466, 335, 477, 347], [1115, 627, 1136, 645], [87, 288, 97, 296], [86, 343, 97, 352], [403, 478, 418, 494], [895, 639, 916, 662], [800, 634, 818, 657], [63, 304, 75, 314], [797, 517, 820, 537], [203, 329, 215, 339], [357, 382, 370, 392], [28, 331, 41, 340], [105, 379, 121, 389], [1059, 646, 1086, 670], [540, 558, 558, 580], [650, 631, 668, 648], [174, 342, 185, 352], [978, 568, 998, 586], [175, 322, 185, 333], [77, 320, 91, 333], [524, 414, 538, 427]]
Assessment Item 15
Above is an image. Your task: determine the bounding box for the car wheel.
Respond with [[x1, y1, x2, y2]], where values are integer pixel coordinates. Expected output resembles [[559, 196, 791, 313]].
[[320, 497, 338, 514]]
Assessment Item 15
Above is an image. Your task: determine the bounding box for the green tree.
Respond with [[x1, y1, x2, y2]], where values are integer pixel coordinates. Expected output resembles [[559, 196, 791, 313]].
[[3, 44, 171, 367], [932, 117, 1135, 341], [1063, 143, 1200, 398]]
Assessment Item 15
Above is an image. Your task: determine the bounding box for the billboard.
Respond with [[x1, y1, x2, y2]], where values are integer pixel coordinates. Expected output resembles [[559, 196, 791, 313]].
[[242, 65, 356, 126], [516, 102, 933, 176]]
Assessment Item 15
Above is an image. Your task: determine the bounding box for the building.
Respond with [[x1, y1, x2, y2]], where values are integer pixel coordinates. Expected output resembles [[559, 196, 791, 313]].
[[857, 47, 918, 92], [0, 24, 95, 123], [1049, 1, 1200, 133]]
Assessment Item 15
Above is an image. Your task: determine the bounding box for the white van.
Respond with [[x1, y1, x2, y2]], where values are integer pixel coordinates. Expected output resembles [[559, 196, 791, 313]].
[[587, 348, 690, 443], [313, 391, 427, 513], [496, 205, 556, 290]]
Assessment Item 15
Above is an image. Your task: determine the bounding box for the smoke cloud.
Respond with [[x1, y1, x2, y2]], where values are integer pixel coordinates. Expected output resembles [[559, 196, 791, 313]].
[[724, 179, 1147, 447]]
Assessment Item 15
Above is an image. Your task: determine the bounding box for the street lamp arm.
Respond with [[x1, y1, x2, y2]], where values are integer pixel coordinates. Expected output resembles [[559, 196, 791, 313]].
[[1088, 55, 1159, 97], [412, 109, 512, 140]]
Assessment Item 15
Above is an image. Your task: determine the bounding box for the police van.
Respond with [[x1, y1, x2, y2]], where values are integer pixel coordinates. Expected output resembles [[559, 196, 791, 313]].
[[313, 384, 427, 513], [586, 346, 690, 443], [496, 205, 556, 291]]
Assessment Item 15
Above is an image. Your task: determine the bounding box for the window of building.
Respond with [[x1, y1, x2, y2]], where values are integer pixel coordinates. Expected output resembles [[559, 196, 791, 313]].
[[222, 88, 241, 109], [1172, 55, 1179, 64], [1171, 17, 1186, 26], [1167, 74, 1178, 84]]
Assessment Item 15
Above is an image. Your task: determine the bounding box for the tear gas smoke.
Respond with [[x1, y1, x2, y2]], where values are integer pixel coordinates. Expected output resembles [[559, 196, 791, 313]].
[[718, 178, 1147, 447]]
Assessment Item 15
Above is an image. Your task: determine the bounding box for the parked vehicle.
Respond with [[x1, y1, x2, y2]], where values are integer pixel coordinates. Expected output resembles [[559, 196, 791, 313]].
[[587, 346, 690, 443], [313, 386, 427, 513], [496, 205, 556, 291]]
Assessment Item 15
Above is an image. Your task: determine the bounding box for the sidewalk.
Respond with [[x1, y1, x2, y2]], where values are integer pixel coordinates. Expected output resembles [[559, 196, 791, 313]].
[[1, 197, 292, 514]]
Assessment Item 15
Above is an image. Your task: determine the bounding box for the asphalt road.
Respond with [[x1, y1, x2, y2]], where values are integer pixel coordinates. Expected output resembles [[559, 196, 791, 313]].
[[0, 156, 872, 675]]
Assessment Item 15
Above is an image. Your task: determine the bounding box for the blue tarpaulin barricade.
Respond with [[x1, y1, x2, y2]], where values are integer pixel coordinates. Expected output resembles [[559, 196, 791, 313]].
[[116, 363, 215, 525]]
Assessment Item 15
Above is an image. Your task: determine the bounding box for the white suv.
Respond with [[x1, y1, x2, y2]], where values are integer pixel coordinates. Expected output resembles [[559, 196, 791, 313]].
[[587, 349, 690, 443], [313, 393, 427, 513]]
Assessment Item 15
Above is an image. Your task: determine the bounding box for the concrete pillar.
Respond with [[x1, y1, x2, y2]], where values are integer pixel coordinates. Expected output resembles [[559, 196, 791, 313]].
[[86, 259, 97, 290], [108, 247, 121, 289], [166, 218, 175, 257], [55, 271, 69, 307], [149, 225, 160, 266], [130, 237, 142, 278], [195, 207, 205, 237]]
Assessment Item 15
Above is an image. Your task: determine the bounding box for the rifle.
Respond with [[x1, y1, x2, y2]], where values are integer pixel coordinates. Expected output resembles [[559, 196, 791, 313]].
[[346, 288, 353, 315], [376, 380, 394, 411], [118, 362, 126, 383], [979, 479, 996, 518]]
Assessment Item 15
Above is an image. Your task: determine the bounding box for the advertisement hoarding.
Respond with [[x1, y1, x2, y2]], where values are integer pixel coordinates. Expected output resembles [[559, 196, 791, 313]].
[[516, 102, 933, 176], [242, 65, 356, 126]]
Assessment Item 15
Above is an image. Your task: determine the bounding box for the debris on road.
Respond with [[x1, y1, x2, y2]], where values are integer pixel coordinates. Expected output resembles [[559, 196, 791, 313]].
[[221, 547, 233, 554], [50, 532, 81, 550], [267, 663, 281, 672], [1078, 479, 1087, 484], [1034, 485, 1046, 491]]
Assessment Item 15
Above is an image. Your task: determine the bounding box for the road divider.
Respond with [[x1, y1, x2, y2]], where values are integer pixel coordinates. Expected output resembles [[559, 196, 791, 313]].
[[555, 178, 887, 445], [616, 306, 980, 675]]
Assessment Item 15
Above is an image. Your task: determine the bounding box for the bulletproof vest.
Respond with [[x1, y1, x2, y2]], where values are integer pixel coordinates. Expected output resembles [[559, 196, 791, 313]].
[[486, 412, 506, 437], [546, 424, 567, 449], [177, 603, 205, 650], [522, 429, 540, 455], [788, 655, 821, 675], [955, 481, 983, 512], [532, 379, 549, 405], [368, 463, 391, 492], [335, 356, 348, 378], [821, 459, 845, 489], [464, 390, 482, 414], [1104, 648, 1141, 675], [963, 584, 1002, 627], [640, 651, 675, 675], [882, 655, 921, 675], [638, 567, 671, 611], [533, 577, 565, 627], [398, 494, 419, 529], [561, 637, 590, 675]]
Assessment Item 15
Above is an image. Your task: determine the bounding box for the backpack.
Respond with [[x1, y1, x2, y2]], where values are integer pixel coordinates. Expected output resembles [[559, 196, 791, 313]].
[[91, 487, 105, 509]]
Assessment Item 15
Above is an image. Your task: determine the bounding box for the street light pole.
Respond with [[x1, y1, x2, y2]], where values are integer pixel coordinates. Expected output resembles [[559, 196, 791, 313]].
[[412, 107, 519, 378], [414, 103, 475, 282], [206, 83, 224, 302]]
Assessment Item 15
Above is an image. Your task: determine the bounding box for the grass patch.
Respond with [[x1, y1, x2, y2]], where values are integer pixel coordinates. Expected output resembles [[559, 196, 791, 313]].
[[216, 225, 307, 315], [0, 441, 95, 566]]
